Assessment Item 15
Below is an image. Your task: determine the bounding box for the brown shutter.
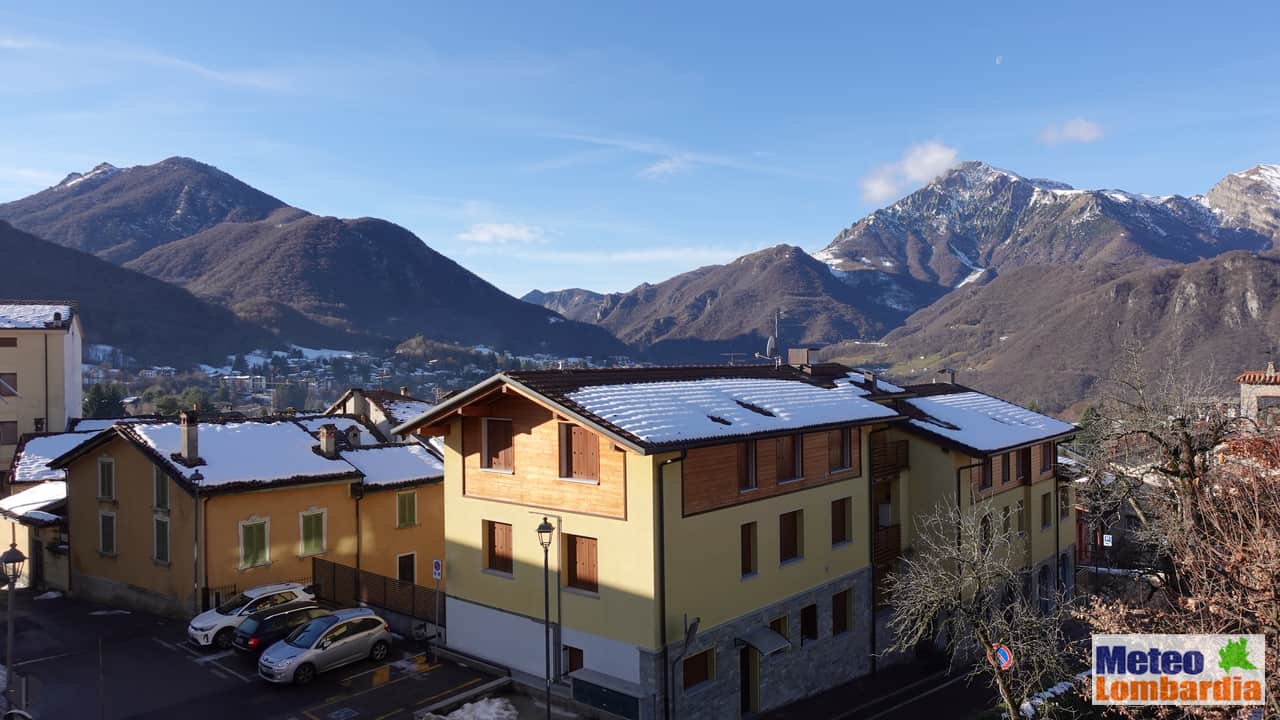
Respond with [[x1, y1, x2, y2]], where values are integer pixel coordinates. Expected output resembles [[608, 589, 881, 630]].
[[488, 521, 513, 573], [850, 428, 862, 476], [831, 499, 848, 545], [574, 427, 598, 479], [740, 523, 754, 575], [827, 429, 843, 471], [570, 535, 597, 592], [780, 512, 798, 561]]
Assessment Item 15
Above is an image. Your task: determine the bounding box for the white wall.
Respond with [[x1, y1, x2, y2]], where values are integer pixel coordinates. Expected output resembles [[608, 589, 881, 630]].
[[63, 320, 82, 426]]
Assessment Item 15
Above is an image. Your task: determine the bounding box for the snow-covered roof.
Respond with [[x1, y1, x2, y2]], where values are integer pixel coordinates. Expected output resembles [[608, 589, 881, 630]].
[[374, 397, 435, 429], [68, 417, 152, 433], [340, 444, 443, 487], [0, 304, 73, 329], [565, 378, 899, 445], [295, 416, 381, 446], [129, 421, 357, 488], [904, 391, 1075, 454], [0, 481, 66, 524], [12, 432, 96, 482]]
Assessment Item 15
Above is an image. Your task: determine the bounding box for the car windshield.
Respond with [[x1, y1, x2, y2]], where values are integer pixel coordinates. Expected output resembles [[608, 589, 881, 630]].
[[215, 593, 252, 615], [238, 618, 260, 635], [286, 616, 337, 648]]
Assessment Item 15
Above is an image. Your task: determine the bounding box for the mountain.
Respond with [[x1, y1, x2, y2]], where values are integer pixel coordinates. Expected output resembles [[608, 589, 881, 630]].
[[528, 245, 942, 361], [0, 220, 276, 366], [861, 252, 1280, 416], [125, 209, 624, 355], [0, 157, 287, 264], [1202, 164, 1280, 240], [521, 288, 605, 323], [813, 161, 1272, 314]]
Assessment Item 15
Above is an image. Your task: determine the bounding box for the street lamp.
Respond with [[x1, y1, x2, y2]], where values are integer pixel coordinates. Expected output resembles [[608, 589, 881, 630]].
[[535, 515, 555, 717], [2, 541, 26, 710]]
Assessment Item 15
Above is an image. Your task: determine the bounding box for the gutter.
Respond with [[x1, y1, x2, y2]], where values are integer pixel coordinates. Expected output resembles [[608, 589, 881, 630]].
[[43, 334, 49, 430], [657, 451, 684, 720], [867, 427, 886, 675]]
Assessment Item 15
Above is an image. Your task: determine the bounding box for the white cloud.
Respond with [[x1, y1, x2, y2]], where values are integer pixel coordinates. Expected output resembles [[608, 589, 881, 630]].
[[1039, 118, 1104, 145], [640, 155, 694, 179], [860, 140, 959, 203], [550, 132, 806, 180], [457, 222, 545, 245], [0, 36, 50, 50]]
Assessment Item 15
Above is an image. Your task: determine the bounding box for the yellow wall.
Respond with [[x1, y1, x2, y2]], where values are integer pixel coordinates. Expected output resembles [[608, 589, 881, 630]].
[[66, 435, 197, 605], [203, 479, 359, 590], [359, 483, 445, 582], [0, 322, 81, 482]]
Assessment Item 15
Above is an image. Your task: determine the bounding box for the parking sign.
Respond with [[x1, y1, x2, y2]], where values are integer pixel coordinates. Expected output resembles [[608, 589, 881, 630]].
[[432, 559, 443, 580]]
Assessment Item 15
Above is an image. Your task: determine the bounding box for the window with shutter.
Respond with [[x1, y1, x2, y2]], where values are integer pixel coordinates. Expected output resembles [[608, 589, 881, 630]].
[[565, 534, 598, 592], [566, 645, 585, 673], [737, 441, 757, 491], [486, 521, 513, 574], [682, 649, 714, 689], [740, 522, 757, 577], [980, 459, 992, 489], [240, 520, 268, 568], [800, 604, 818, 643], [832, 589, 851, 635], [1001, 453, 1011, 484], [779, 510, 802, 562], [827, 428, 851, 471], [300, 510, 325, 556], [396, 491, 417, 527], [1017, 448, 1031, 482], [154, 516, 170, 563], [153, 466, 168, 510], [1041, 441, 1055, 472], [99, 512, 116, 555], [98, 459, 115, 499], [777, 435, 801, 481], [482, 419, 514, 471], [560, 424, 600, 480], [831, 498, 851, 546]]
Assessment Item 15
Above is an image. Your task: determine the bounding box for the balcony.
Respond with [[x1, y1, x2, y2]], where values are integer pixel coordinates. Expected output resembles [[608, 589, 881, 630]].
[[871, 439, 908, 484], [872, 523, 901, 568]]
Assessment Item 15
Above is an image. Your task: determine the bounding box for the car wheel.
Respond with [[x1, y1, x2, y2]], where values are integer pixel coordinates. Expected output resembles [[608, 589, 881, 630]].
[[369, 640, 389, 661], [214, 629, 234, 650], [293, 663, 316, 686]]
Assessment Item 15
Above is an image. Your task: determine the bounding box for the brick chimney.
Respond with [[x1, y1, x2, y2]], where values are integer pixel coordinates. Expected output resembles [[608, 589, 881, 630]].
[[179, 410, 199, 463], [787, 348, 815, 367], [318, 424, 338, 459], [1267, 361, 1277, 378], [344, 425, 362, 449], [400, 386, 410, 397]]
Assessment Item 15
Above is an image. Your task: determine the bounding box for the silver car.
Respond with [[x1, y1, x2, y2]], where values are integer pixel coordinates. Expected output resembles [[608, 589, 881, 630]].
[[257, 607, 392, 685]]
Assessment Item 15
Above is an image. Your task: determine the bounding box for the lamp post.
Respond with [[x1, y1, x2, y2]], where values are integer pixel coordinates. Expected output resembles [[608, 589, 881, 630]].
[[535, 515, 555, 717], [2, 541, 27, 710]]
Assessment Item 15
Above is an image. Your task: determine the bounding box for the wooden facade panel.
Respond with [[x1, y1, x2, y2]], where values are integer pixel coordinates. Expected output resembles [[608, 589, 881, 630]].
[[682, 430, 859, 516], [461, 395, 626, 519]]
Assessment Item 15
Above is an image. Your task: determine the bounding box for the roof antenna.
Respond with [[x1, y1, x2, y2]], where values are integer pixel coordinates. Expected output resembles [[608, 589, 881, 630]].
[[754, 310, 784, 368]]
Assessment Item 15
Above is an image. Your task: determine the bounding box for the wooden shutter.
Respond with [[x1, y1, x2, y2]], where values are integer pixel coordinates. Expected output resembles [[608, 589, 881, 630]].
[[576, 536, 597, 592], [740, 523, 755, 575], [570, 426, 598, 479], [566, 646, 584, 673], [777, 436, 798, 480], [683, 650, 712, 689], [487, 420, 513, 470], [780, 511, 798, 561], [827, 429, 844, 471], [831, 499, 848, 545], [488, 521, 513, 573], [800, 604, 818, 641]]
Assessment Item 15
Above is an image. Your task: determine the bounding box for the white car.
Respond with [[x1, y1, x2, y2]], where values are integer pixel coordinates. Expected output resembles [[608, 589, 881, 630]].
[[187, 582, 315, 649]]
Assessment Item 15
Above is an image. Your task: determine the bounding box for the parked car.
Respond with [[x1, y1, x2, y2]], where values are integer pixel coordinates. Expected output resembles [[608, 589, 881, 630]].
[[187, 582, 316, 649], [258, 608, 392, 685], [233, 602, 329, 654]]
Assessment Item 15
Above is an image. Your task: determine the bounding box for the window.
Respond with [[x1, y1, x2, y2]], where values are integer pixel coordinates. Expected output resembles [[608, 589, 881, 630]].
[[566, 534, 598, 593], [737, 441, 757, 491], [776, 434, 801, 482], [240, 519, 269, 569], [154, 515, 170, 563], [481, 418, 514, 471], [1041, 491, 1053, 529], [980, 512, 993, 547], [398, 553, 416, 583], [396, 490, 417, 527], [831, 497, 851, 546], [0, 373, 15, 396], [800, 604, 818, 644], [566, 645, 585, 673], [1059, 486, 1071, 519], [0, 338, 15, 348], [979, 459, 992, 489], [153, 466, 169, 510], [682, 649, 714, 690], [97, 458, 115, 499], [827, 428, 853, 472], [1001, 453, 1011, 484], [559, 424, 600, 481], [1001, 505, 1012, 536], [0, 421, 16, 446], [1017, 448, 1031, 483], [832, 589, 851, 635], [99, 511, 116, 555], [779, 510, 803, 563], [485, 520, 513, 574], [740, 522, 757, 577], [769, 615, 788, 648], [1041, 441, 1054, 472], [300, 510, 325, 556], [1015, 501, 1026, 534]]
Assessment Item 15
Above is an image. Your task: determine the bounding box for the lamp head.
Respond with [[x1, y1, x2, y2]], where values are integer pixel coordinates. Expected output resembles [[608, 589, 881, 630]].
[[536, 517, 554, 549], [1, 543, 26, 583]]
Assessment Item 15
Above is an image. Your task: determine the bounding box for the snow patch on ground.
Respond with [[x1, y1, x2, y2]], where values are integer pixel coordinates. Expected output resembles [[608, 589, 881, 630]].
[[422, 697, 520, 720], [290, 345, 355, 360], [89, 609, 131, 616], [33, 591, 62, 600]]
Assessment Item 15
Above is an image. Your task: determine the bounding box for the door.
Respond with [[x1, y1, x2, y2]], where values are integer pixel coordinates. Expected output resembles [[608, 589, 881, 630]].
[[739, 646, 758, 715], [397, 553, 416, 584], [316, 623, 355, 670], [30, 538, 44, 589]]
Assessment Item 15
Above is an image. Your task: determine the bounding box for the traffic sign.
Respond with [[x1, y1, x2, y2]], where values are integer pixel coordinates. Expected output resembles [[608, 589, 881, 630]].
[[991, 643, 1013, 670], [1102, 534, 1113, 548], [432, 558, 443, 580]]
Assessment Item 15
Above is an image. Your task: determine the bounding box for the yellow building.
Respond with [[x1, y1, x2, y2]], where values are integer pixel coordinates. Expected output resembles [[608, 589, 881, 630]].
[[0, 302, 83, 487], [50, 413, 443, 617]]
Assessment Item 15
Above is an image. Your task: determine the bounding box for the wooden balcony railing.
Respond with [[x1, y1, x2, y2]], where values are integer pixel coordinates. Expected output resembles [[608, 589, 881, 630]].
[[872, 523, 901, 568], [871, 439, 909, 483]]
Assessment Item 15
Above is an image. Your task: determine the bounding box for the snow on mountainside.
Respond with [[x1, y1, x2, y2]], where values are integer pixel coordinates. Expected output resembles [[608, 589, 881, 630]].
[[1202, 163, 1280, 240]]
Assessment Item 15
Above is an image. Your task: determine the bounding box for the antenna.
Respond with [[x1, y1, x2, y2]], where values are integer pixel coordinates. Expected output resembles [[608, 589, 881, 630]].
[[720, 352, 746, 366]]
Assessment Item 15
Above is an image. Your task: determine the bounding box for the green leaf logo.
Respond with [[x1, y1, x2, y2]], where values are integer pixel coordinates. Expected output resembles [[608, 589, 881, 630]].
[[1219, 637, 1259, 674]]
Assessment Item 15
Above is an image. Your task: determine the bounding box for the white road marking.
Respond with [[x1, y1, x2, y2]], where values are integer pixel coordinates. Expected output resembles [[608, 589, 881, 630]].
[[194, 649, 235, 664], [13, 650, 80, 667], [209, 669, 228, 680]]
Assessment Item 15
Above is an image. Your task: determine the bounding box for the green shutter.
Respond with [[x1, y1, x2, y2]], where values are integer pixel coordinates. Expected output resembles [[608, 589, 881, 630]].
[[398, 492, 416, 527], [154, 468, 168, 510], [242, 522, 266, 567], [100, 514, 115, 554], [155, 517, 169, 562], [301, 513, 324, 555]]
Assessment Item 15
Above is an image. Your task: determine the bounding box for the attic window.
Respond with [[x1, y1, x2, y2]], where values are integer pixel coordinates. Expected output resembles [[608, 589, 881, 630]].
[[735, 400, 775, 418], [707, 415, 732, 426]]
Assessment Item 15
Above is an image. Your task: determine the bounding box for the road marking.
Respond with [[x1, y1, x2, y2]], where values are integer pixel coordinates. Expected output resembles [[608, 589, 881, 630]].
[[414, 677, 483, 705], [305, 673, 415, 719], [830, 670, 949, 720], [210, 659, 254, 683], [152, 636, 202, 657], [13, 650, 81, 667], [209, 669, 228, 680], [195, 649, 236, 664], [856, 674, 967, 720]]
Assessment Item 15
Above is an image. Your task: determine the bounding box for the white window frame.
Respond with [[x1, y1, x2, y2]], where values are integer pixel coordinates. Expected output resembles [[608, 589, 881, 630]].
[[98, 457, 115, 500], [239, 517, 271, 570], [99, 510, 117, 555], [153, 513, 170, 564], [396, 551, 417, 584], [153, 466, 169, 511], [298, 508, 327, 557], [480, 417, 515, 473], [396, 490, 418, 528]]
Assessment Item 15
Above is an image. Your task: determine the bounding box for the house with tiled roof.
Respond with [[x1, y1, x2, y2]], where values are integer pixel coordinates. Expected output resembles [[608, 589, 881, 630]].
[[50, 412, 444, 619], [393, 351, 1076, 719], [325, 387, 435, 442]]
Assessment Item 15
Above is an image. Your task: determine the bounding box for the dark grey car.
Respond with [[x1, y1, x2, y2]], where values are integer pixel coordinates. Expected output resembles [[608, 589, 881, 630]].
[[257, 607, 392, 685]]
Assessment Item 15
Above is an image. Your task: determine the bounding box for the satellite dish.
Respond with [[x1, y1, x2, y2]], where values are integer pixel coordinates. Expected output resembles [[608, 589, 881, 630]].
[[765, 336, 777, 359]]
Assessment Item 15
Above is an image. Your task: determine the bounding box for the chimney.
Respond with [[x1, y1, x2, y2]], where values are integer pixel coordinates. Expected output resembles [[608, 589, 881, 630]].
[[862, 369, 877, 388], [400, 386, 410, 397], [179, 410, 199, 463], [318, 424, 338, 459], [344, 425, 362, 449], [1267, 361, 1276, 378], [788, 348, 815, 367], [52, 311, 62, 324]]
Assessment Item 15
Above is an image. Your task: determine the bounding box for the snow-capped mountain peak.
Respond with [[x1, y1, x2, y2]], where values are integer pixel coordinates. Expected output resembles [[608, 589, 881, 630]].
[[55, 162, 120, 190]]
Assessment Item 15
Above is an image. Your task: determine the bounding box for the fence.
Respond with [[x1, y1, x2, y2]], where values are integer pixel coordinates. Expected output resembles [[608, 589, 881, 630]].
[[312, 557, 446, 626]]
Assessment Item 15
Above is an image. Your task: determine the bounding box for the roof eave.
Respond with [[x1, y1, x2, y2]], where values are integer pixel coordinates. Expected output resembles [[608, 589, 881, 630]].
[[901, 423, 1078, 459]]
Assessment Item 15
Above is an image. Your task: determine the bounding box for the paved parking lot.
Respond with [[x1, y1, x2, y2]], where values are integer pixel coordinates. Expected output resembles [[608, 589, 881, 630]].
[[4, 592, 499, 720]]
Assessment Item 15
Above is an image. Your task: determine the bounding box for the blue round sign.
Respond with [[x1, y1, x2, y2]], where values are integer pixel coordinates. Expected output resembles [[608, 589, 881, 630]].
[[992, 643, 1013, 670]]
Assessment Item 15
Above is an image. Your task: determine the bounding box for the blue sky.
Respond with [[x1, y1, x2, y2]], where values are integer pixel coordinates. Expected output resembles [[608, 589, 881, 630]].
[[2, 2, 1278, 296]]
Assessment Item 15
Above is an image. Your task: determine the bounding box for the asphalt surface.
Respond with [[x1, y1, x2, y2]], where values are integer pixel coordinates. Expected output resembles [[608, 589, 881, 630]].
[[2, 591, 496, 720]]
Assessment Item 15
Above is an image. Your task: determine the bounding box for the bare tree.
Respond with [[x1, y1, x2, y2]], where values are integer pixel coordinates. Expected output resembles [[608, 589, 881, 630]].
[[886, 499, 1079, 719]]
